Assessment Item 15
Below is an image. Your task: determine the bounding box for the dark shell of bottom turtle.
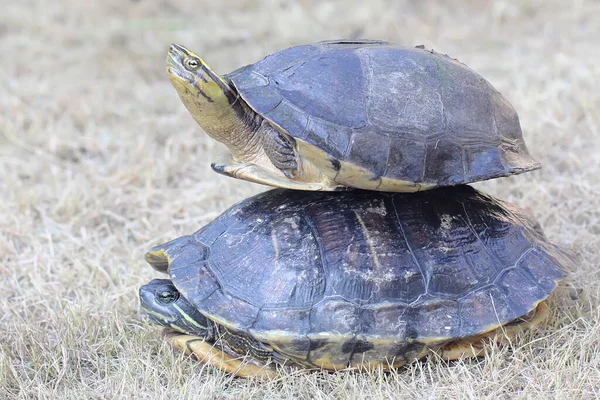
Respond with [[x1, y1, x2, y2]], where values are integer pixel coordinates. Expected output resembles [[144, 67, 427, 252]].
[[146, 185, 573, 369]]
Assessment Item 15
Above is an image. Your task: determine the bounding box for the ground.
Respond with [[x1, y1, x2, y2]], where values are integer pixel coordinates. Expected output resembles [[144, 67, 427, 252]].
[[1, 0, 599, 398]]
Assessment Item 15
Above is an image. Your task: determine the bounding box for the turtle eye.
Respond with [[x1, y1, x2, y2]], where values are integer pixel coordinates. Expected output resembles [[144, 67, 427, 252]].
[[157, 290, 179, 304], [185, 57, 200, 71]]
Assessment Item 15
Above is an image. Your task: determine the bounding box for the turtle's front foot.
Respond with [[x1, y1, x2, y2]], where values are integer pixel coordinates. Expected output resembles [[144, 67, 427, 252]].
[[210, 157, 338, 191], [210, 162, 233, 177], [261, 125, 299, 178]]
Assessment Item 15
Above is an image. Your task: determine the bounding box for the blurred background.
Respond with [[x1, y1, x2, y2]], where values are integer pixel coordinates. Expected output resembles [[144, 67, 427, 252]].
[[1, 0, 598, 397]]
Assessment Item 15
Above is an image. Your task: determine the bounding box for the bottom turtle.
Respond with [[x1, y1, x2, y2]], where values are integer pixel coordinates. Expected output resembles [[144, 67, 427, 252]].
[[139, 186, 574, 378]]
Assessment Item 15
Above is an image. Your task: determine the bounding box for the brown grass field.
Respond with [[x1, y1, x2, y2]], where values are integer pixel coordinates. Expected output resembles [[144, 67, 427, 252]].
[[1, 0, 599, 398]]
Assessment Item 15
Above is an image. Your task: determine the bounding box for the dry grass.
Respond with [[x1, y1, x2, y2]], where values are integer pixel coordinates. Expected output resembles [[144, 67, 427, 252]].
[[1, 0, 599, 398]]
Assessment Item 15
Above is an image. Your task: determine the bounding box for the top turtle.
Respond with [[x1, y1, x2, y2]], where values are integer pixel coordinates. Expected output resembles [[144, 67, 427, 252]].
[[166, 40, 540, 191]]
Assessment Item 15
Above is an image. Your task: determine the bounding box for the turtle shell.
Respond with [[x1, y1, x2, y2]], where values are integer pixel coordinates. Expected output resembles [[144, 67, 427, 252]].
[[147, 186, 572, 369], [226, 40, 540, 188]]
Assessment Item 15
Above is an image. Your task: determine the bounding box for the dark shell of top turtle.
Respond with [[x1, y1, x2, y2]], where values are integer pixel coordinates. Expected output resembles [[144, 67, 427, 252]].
[[226, 39, 540, 187], [147, 185, 572, 368]]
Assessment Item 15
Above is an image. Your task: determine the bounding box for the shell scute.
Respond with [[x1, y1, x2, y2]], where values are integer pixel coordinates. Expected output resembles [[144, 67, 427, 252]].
[[385, 137, 427, 183], [362, 47, 444, 135], [496, 267, 549, 313], [457, 286, 511, 336]]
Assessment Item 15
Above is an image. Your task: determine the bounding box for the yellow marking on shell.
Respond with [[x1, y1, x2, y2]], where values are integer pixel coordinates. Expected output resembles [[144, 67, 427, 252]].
[[437, 302, 549, 361], [164, 330, 279, 379], [144, 249, 170, 270], [295, 139, 437, 192], [159, 302, 551, 378], [249, 302, 551, 372], [353, 211, 381, 270], [310, 354, 344, 370], [304, 334, 426, 370], [172, 303, 208, 330], [270, 230, 280, 261], [349, 342, 430, 370], [249, 330, 310, 362]]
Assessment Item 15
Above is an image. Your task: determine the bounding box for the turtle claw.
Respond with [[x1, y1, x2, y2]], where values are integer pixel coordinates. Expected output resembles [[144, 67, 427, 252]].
[[211, 159, 337, 191]]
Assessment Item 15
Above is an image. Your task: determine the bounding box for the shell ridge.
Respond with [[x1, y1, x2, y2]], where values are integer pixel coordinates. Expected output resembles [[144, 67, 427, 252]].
[[459, 200, 508, 281], [300, 206, 329, 306], [388, 194, 429, 301], [513, 246, 554, 282], [294, 205, 329, 359], [420, 54, 444, 184], [359, 48, 375, 136], [433, 56, 449, 140]]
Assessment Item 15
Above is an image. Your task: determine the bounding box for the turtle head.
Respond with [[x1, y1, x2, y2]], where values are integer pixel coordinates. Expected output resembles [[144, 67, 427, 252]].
[[166, 44, 237, 119], [139, 278, 212, 337], [165, 44, 260, 159]]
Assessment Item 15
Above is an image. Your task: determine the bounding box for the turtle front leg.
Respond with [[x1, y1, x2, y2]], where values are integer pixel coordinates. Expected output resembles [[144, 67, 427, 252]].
[[210, 153, 337, 191], [261, 123, 299, 178], [210, 121, 338, 190], [163, 329, 279, 379]]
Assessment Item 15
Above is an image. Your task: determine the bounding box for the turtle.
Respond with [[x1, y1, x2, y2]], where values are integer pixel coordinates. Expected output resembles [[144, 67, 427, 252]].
[[139, 185, 573, 378], [166, 40, 540, 192]]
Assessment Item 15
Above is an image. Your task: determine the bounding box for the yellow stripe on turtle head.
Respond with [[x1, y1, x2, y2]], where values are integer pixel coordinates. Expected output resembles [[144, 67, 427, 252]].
[[173, 303, 209, 330]]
